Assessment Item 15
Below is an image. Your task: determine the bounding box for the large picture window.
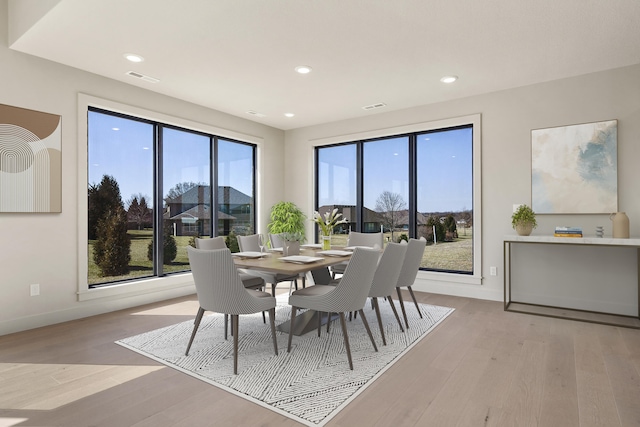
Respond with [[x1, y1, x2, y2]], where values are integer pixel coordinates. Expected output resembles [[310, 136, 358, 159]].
[[87, 108, 256, 287], [315, 119, 479, 277]]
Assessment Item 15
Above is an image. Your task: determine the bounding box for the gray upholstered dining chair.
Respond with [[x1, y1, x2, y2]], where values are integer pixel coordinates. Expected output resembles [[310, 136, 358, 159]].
[[195, 237, 266, 292], [185, 246, 278, 375], [395, 237, 427, 329], [287, 247, 380, 370], [330, 231, 383, 278], [368, 242, 407, 345], [268, 233, 284, 250], [309, 266, 341, 286], [237, 234, 299, 296]]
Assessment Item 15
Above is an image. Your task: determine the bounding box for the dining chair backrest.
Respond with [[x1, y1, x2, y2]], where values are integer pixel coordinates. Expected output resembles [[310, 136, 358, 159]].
[[194, 236, 226, 250], [237, 234, 261, 252], [369, 242, 408, 298], [347, 231, 383, 249], [396, 238, 427, 288], [310, 267, 334, 285], [187, 246, 274, 315], [306, 247, 379, 313], [269, 233, 284, 249]]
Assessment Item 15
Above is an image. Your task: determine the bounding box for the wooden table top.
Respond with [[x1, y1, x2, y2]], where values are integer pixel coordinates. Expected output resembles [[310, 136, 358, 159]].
[[232, 248, 351, 275]]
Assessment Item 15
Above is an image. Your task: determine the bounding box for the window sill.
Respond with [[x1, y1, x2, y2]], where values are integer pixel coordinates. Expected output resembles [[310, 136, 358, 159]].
[[416, 270, 482, 286], [78, 273, 194, 302]]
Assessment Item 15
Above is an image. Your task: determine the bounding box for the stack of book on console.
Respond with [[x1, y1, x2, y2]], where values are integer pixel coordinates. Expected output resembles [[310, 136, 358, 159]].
[[554, 226, 583, 237]]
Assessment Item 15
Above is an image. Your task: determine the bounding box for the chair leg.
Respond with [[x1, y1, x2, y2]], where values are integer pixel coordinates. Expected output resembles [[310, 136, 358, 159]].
[[271, 283, 277, 297], [386, 295, 405, 332], [268, 308, 278, 355], [224, 313, 229, 340], [338, 312, 353, 370], [317, 311, 322, 337], [358, 309, 378, 352], [294, 279, 299, 291], [232, 314, 239, 375], [327, 312, 331, 333], [302, 275, 306, 288], [186, 307, 205, 356], [407, 286, 423, 318], [287, 306, 297, 352], [372, 297, 386, 346], [396, 287, 410, 329], [260, 283, 267, 324]]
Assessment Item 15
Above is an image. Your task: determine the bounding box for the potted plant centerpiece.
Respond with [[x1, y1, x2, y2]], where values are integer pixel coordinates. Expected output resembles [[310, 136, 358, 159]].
[[512, 204, 537, 236], [313, 208, 348, 250], [267, 201, 306, 237], [281, 231, 304, 256], [267, 202, 306, 254]]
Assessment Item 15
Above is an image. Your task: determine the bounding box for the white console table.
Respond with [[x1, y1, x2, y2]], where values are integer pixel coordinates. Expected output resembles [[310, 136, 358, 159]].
[[503, 235, 640, 329]]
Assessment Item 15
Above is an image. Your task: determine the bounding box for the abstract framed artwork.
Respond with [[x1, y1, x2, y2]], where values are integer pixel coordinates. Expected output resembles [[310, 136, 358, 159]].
[[0, 103, 62, 213], [531, 119, 617, 214]]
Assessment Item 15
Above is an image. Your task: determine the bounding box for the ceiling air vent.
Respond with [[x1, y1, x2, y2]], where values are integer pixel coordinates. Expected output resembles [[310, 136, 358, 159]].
[[126, 71, 160, 83], [362, 102, 387, 111], [246, 110, 266, 118]]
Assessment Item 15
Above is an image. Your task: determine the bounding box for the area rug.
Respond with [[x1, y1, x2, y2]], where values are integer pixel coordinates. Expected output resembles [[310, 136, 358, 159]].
[[116, 296, 454, 426]]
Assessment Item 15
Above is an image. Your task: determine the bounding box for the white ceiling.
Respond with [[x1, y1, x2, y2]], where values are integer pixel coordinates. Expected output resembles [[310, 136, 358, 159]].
[[8, 0, 640, 130]]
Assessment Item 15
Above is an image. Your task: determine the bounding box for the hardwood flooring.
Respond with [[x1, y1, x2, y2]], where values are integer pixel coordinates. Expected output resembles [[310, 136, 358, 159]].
[[1, 290, 639, 426]]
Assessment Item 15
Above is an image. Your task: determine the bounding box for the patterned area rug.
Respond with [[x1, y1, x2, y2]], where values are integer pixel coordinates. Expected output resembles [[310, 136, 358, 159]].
[[116, 296, 454, 426]]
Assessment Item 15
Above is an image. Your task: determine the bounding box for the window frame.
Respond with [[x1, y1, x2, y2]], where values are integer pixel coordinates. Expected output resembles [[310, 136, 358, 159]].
[[312, 114, 482, 285], [77, 94, 263, 301]]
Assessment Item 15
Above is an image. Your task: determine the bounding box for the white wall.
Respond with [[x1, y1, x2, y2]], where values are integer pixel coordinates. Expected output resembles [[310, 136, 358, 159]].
[[284, 64, 640, 303], [2, 0, 639, 335], [0, 1, 285, 335]]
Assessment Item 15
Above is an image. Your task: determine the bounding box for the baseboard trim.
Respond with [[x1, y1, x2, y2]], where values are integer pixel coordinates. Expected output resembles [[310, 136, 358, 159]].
[[0, 285, 195, 337], [412, 277, 502, 301]]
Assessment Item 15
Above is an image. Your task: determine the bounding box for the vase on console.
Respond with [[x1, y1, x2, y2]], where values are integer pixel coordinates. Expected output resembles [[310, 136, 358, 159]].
[[610, 212, 629, 238]]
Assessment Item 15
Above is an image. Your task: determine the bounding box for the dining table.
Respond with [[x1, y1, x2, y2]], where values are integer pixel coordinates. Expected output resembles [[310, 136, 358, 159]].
[[233, 245, 353, 335]]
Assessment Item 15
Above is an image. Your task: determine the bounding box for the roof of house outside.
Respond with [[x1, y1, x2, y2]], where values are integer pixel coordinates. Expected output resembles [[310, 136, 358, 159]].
[[166, 185, 252, 205], [317, 205, 382, 223], [164, 204, 236, 221]]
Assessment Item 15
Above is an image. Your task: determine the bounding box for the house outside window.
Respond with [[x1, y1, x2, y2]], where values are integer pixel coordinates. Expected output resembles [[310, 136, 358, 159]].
[[315, 118, 479, 277], [87, 108, 256, 287]]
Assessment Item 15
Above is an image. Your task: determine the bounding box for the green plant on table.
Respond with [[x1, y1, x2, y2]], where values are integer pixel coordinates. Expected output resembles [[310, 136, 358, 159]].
[[511, 204, 537, 229], [267, 201, 307, 242], [281, 231, 304, 242]]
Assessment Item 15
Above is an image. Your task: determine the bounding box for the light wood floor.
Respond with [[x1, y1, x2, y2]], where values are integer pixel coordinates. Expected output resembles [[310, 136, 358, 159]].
[[1, 290, 640, 427]]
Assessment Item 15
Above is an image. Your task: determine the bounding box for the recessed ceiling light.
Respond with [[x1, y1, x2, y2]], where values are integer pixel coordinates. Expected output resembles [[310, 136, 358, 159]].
[[284, 113, 295, 118], [295, 65, 312, 74], [440, 75, 458, 83], [112, 127, 119, 131], [124, 53, 144, 63]]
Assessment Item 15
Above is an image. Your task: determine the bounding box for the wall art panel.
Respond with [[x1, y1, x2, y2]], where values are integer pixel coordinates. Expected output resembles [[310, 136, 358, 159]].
[[0, 103, 62, 213], [531, 119, 617, 214]]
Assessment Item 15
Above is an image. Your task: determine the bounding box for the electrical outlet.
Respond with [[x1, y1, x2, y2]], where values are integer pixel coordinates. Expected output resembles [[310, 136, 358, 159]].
[[490, 266, 497, 276], [30, 284, 40, 296]]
